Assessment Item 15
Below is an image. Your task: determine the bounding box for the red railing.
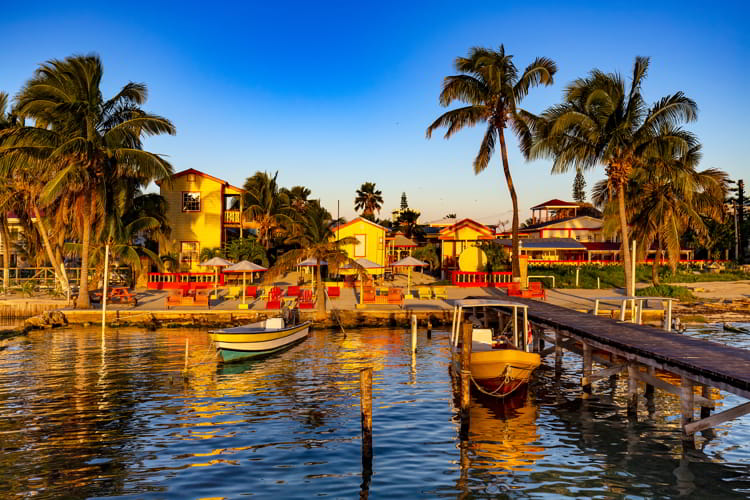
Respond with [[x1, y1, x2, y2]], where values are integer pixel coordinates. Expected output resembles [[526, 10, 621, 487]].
[[451, 271, 513, 287], [528, 259, 730, 266], [147, 272, 225, 290]]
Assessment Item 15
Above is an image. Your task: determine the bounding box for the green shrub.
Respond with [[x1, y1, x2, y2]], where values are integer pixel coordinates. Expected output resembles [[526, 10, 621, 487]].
[[635, 284, 696, 302]]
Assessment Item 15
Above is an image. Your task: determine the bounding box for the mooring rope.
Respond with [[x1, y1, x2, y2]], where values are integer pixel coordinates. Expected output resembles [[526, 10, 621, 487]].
[[469, 364, 533, 398], [325, 288, 346, 336]]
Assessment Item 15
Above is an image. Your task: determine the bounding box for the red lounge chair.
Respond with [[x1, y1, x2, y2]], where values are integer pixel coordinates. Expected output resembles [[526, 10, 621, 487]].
[[270, 286, 283, 298], [245, 286, 258, 299], [327, 286, 340, 298], [287, 286, 301, 297], [507, 282, 522, 297], [194, 289, 211, 309], [529, 281, 546, 300], [387, 288, 403, 306], [299, 289, 315, 309], [266, 297, 281, 309], [363, 288, 376, 304]]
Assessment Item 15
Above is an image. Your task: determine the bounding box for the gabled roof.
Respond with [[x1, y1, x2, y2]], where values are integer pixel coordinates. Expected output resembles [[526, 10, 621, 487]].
[[438, 218, 495, 240], [156, 168, 245, 192], [389, 234, 417, 247], [496, 237, 586, 250], [426, 216, 460, 227], [530, 199, 579, 210], [332, 216, 388, 234], [514, 215, 603, 232]]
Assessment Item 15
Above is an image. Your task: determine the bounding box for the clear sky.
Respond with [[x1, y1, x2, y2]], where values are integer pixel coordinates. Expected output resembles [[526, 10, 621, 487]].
[[2, 1, 748, 224]]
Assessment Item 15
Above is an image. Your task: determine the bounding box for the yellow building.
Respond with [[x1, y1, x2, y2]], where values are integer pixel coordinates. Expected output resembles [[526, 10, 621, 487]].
[[157, 168, 248, 270], [332, 217, 387, 273], [438, 218, 495, 273]]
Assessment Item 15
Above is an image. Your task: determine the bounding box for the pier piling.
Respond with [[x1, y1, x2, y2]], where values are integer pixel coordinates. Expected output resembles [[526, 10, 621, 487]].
[[627, 363, 638, 417], [582, 342, 592, 399], [459, 321, 472, 439], [680, 377, 695, 445], [410, 315, 417, 352], [360, 368, 373, 461]]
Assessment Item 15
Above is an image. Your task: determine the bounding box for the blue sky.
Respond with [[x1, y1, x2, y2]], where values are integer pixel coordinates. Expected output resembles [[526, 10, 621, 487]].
[[2, 1, 748, 224]]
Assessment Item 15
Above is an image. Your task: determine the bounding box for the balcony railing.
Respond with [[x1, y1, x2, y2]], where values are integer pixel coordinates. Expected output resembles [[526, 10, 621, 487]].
[[224, 210, 242, 224]]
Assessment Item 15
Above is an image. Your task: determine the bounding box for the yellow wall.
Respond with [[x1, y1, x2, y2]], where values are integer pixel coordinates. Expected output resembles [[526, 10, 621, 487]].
[[440, 226, 488, 259], [334, 219, 385, 272], [161, 174, 224, 269]]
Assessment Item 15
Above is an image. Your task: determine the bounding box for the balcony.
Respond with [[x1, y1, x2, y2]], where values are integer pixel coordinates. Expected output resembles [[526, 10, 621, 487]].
[[224, 210, 242, 224]]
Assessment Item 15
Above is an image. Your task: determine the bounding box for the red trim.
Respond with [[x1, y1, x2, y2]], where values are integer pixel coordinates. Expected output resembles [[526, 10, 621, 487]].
[[181, 191, 202, 212], [220, 184, 225, 247], [333, 217, 387, 233], [451, 271, 513, 287], [530, 198, 579, 210], [438, 218, 494, 239], [147, 272, 224, 290], [158, 168, 245, 193]]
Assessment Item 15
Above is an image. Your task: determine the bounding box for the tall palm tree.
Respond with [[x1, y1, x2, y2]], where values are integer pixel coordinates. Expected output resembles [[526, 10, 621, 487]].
[[354, 182, 383, 217], [283, 185, 312, 213], [0, 92, 14, 293], [243, 171, 295, 250], [531, 57, 697, 296], [0, 55, 175, 308], [427, 46, 557, 279], [265, 203, 364, 314]]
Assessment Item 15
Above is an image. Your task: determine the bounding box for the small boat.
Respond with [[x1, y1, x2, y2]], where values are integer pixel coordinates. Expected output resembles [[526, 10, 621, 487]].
[[450, 299, 541, 398], [209, 317, 311, 362]]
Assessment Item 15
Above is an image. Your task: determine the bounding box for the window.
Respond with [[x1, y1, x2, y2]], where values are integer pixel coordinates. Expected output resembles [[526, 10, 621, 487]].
[[180, 241, 200, 266], [182, 192, 201, 212], [354, 234, 366, 257]]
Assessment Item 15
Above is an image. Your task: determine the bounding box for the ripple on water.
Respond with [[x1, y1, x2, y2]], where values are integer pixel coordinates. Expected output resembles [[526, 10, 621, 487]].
[[0, 325, 749, 498]]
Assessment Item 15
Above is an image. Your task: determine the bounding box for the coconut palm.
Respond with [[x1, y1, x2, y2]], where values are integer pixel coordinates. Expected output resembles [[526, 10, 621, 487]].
[[282, 185, 313, 213], [354, 182, 384, 217], [224, 238, 268, 266], [0, 55, 175, 308], [243, 171, 295, 250], [264, 203, 365, 314], [427, 45, 557, 278], [531, 57, 697, 296]]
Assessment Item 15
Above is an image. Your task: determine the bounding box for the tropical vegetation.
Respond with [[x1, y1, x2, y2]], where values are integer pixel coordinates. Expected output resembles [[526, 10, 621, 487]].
[[427, 45, 557, 279], [354, 182, 383, 218]]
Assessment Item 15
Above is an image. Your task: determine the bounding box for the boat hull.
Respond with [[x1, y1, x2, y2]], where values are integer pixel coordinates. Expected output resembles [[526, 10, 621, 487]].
[[469, 349, 541, 397], [211, 322, 311, 363]]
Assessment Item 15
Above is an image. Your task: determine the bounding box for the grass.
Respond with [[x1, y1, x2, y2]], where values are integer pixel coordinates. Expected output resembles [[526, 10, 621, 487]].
[[528, 264, 750, 290], [635, 284, 697, 302]]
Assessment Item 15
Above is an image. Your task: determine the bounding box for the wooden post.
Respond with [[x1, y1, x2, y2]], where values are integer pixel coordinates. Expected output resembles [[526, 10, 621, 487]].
[[575, 267, 579, 287], [627, 363, 638, 417], [645, 366, 655, 398], [460, 321, 472, 439], [360, 368, 373, 461], [554, 330, 563, 375], [184, 338, 189, 372], [597, 276, 600, 289], [582, 342, 592, 399], [101, 243, 110, 335], [700, 385, 712, 419], [680, 377, 694, 444], [426, 318, 432, 339], [411, 314, 417, 352]]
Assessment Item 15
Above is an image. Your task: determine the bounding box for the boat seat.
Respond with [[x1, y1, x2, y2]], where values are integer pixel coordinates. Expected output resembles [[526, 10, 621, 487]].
[[472, 328, 494, 352]]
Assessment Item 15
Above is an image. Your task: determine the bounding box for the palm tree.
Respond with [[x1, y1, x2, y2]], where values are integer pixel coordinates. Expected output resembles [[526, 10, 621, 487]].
[[224, 237, 268, 266], [427, 45, 557, 279], [1, 55, 175, 308], [531, 57, 697, 297], [243, 171, 295, 250], [354, 182, 384, 217], [264, 203, 365, 314], [0, 92, 14, 293], [395, 209, 422, 240], [282, 185, 312, 213]]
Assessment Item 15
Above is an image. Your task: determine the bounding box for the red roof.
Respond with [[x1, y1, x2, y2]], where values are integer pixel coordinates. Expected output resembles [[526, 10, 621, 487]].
[[530, 199, 579, 210], [332, 216, 387, 234], [438, 218, 495, 240]]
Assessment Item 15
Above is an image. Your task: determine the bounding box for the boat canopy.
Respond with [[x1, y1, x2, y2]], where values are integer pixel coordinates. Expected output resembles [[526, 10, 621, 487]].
[[452, 299, 528, 310]]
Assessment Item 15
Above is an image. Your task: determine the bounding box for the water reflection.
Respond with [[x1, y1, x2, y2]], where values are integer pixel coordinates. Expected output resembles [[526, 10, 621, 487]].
[[0, 325, 748, 498]]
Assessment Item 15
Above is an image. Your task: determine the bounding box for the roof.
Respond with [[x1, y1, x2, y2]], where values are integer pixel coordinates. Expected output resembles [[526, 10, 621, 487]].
[[530, 199, 579, 210], [496, 237, 586, 250], [332, 217, 388, 234], [389, 234, 417, 247], [426, 216, 460, 227], [453, 299, 528, 309], [438, 218, 495, 240], [512, 215, 603, 232], [156, 168, 245, 192], [582, 242, 622, 251]]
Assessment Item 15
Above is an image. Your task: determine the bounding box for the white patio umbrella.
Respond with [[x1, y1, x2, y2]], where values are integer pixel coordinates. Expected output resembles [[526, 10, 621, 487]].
[[298, 258, 327, 290], [198, 256, 232, 299], [341, 258, 383, 305], [225, 260, 268, 304], [390, 256, 428, 296]]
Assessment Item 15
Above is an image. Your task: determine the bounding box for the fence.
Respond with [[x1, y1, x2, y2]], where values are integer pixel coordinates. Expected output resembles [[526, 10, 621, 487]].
[[0, 266, 132, 291], [451, 271, 513, 288], [528, 259, 730, 267], [147, 272, 224, 290]]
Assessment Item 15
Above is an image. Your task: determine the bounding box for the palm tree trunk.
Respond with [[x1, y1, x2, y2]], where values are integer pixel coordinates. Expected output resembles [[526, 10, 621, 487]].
[[652, 237, 661, 286], [315, 264, 325, 313], [498, 129, 520, 279], [31, 204, 69, 293], [76, 192, 93, 308], [617, 183, 633, 297], [0, 216, 10, 294]]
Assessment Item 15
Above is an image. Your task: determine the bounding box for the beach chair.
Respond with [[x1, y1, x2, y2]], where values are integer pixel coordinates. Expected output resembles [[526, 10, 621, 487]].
[[227, 286, 242, 300], [363, 287, 376, 304], [507, 282, 522, 298], [299, 289, 315, 309], [387, 288, 403, 307], [166, 289, 183, 309], [194, 289, 211, 309], [433, 287, 448, 300], [270, 286, 283, 298], [327, 286, 340, 299], [418, 287, 432, 300], [529, 281, 546, 300], [266, 295, 282, 309], [244, 286, 257, 299], [287, 285, 301, 297]]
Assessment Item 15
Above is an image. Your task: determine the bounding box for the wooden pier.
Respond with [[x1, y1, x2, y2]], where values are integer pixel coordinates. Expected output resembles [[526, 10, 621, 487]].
[[477, 294, 750, 444]]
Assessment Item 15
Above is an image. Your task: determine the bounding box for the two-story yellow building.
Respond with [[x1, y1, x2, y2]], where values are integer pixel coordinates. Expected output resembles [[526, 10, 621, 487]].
[[157, 168, 248, 270], [332, 217, 387, 274], [438, 218, 495, 274]]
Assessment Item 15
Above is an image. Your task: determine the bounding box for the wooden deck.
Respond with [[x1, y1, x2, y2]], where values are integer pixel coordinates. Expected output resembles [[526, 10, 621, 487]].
[[480, 294, 750, 400]]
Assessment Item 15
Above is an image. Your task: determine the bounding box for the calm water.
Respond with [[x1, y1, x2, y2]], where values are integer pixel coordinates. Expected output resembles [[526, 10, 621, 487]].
[[1, 322, 749, 499]]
